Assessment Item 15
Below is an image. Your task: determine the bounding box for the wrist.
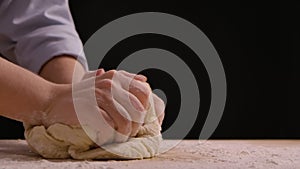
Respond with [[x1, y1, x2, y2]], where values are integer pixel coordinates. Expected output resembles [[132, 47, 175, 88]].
[[34, 82, 72, 126]]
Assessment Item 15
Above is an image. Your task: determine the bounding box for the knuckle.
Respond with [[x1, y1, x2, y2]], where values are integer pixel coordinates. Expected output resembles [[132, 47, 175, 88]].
[[107, 69, 116, 77], [139, 83, 152, 98], [97, 79, 113, 88], [102, 79, 113, 86], [119, 70, 126, 74]]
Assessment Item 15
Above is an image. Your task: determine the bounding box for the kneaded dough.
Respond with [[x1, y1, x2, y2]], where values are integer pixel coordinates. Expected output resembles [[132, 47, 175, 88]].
[[24, 105, 162, 160]]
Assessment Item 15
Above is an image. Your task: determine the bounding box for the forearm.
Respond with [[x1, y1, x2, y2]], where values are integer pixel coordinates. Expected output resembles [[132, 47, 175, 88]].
[[0, 57, 64, 124], [39, 55, 86, 84]]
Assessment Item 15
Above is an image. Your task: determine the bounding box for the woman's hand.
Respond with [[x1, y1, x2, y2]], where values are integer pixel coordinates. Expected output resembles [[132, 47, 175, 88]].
[[43, 69, 156, 144]]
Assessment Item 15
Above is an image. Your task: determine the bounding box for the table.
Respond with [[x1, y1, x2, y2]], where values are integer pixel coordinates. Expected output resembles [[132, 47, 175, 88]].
[[0, 140, 299, 169]]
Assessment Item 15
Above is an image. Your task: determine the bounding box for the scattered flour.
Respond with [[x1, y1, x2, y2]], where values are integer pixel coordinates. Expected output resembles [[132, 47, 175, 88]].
[[0, 140, 299, 169]]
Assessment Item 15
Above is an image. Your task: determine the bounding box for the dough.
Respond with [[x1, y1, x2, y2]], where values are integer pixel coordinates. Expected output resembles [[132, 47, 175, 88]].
[[24, 104, 162, 160]]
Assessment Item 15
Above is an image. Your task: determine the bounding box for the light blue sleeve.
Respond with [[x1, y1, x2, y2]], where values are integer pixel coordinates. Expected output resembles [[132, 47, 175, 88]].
[[0, 0, 88, 73]]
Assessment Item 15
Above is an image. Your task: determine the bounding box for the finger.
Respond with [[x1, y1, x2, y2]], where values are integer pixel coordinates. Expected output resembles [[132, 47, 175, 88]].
[[81, 71, 96, 80], [96, 68, 105, 76], [95, 88, 131, 142], [109, 99, 132, 143], [97, 78, 145, 137], [74, 72, 112, 98], [73, 99, 115, 145], [112, 87, 146, 123], [113, 72, 151, 109], [119, 70, 147, 82], [95, 79, 113, 89], [99, 108, 115, 129], [110, 80, 145, 136], [82, 69, 105, 80], [128, 80, 152, 109], [95, 70, 117, 82]]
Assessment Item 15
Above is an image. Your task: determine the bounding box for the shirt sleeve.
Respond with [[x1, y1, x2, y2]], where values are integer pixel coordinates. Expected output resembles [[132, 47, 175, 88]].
[[0, 0, 88, 73]]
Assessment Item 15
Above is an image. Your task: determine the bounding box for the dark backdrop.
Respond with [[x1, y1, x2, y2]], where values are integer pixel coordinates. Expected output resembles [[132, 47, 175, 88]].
[[0, 2, 299, 139]]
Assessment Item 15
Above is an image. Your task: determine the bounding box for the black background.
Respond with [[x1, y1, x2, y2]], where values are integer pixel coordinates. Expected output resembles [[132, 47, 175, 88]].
[[0, 2, 299, 139]]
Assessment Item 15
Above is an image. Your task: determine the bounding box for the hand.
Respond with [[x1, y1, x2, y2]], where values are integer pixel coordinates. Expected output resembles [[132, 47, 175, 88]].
[[89, 70, 152, 141], [82, 70, 165, 126], [43, 69, 152, 144]]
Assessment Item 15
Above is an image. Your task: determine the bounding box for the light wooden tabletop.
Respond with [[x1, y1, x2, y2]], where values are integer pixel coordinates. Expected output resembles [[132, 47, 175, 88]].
[[0, 140, 299, 169]]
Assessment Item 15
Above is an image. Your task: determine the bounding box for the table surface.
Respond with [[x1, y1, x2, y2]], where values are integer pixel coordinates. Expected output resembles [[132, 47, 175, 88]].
[[0, 140, 299, 169]]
